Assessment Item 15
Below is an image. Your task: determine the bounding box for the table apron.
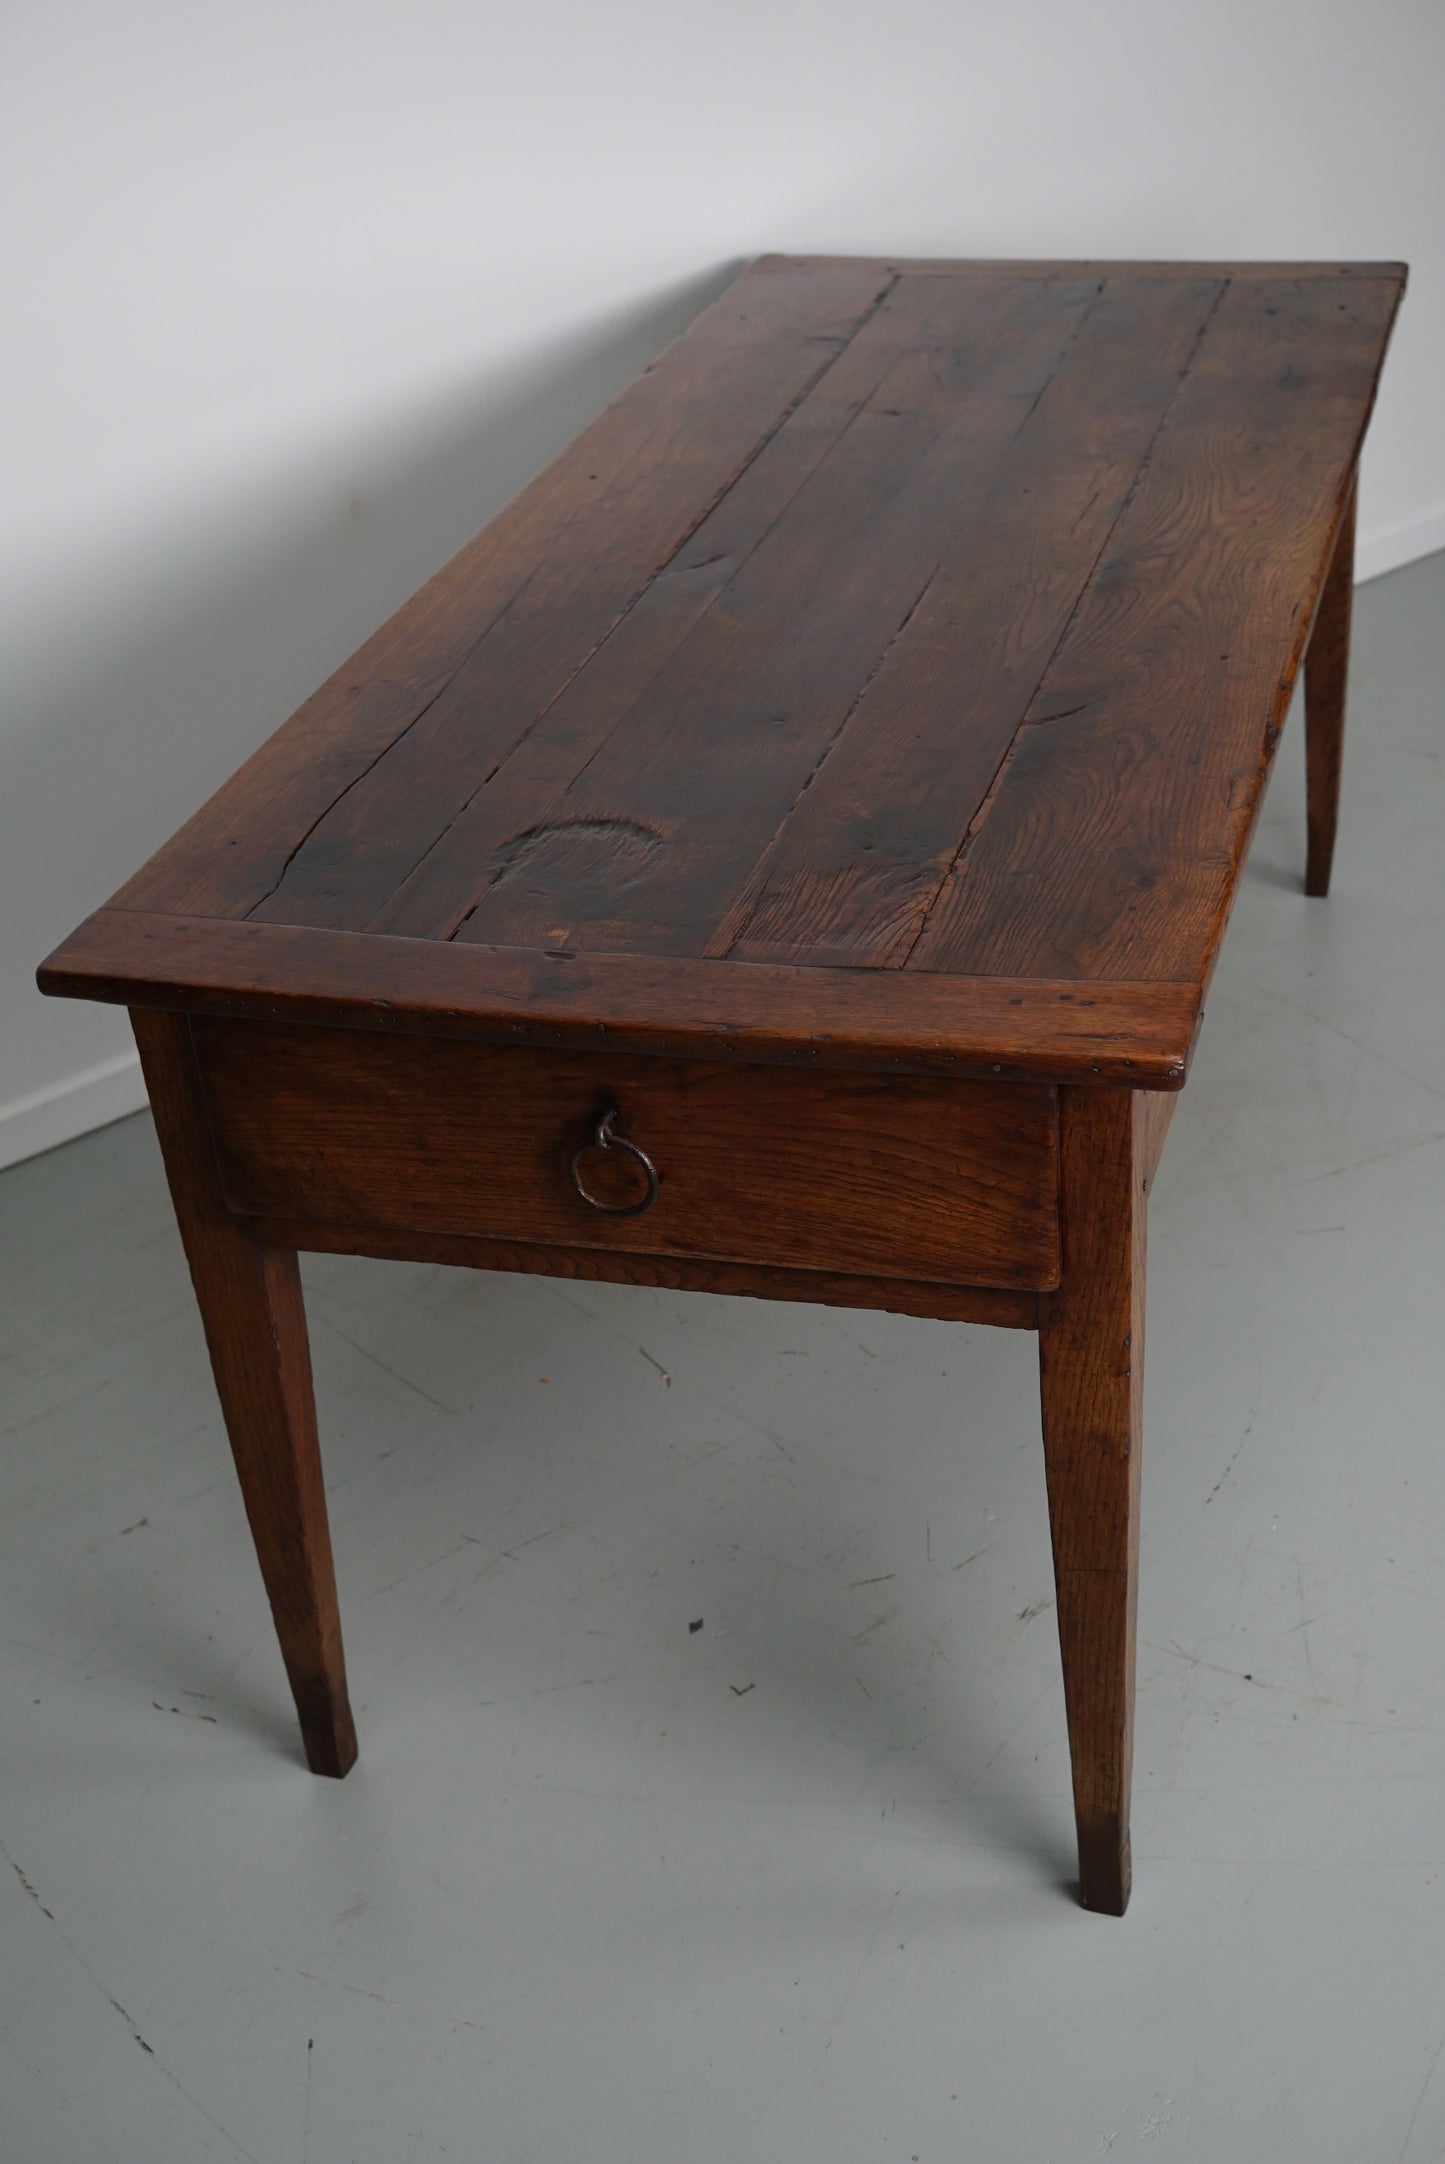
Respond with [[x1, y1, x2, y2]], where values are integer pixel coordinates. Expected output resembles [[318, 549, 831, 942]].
[[187, 1016, 1064, 1294]]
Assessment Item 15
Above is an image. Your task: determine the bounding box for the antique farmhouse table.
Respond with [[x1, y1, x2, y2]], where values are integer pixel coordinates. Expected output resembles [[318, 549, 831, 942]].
[[39, 256, 1405, 1914]]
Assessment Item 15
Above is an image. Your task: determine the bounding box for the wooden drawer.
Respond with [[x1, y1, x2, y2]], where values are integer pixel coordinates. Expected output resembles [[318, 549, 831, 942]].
[[189, 1018, 1062, 1291]]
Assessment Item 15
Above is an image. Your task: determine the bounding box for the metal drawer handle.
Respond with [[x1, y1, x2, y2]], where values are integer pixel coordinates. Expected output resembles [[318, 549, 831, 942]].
[[569, 1105, 658, 1218]]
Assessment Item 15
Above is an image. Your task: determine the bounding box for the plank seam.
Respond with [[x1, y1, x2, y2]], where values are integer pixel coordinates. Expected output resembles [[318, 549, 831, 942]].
[[897, 275, 1232, 972], [708, 275, 1111, 962], [442, 287, 939, 938], [434, 280, 907, 915], [242, 275, 902, 928]]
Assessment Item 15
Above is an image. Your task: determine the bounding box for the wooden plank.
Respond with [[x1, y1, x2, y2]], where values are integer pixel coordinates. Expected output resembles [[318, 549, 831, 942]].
[[190, 1021, 1063, 1290], [447, 274, 1108, 956], [113, 260, 896, 922], [709, 275, 1224, 965], [251, 1217, 1043, 1330], [910, 274, 1404, 984], [40, 910, 1202, 1086]]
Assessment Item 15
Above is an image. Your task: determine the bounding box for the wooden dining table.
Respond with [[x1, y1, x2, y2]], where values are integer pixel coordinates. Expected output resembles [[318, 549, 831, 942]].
[[39, 253, 1405, 1913]]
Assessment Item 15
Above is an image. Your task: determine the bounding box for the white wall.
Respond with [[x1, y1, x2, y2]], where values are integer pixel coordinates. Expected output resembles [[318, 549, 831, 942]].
[[4, 0, 1442, 1166]]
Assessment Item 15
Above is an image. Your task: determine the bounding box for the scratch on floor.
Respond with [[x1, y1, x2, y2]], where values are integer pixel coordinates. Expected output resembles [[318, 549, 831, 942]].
[[314, 1312, 453, 1412], [370, 1518, 567, 1599], [9, 1853, 54, 1920], [1397, 2022, 1445, 2164], [1296, 1560, 1321, 1703], [818, 1617, 873, 1702], [542, 1282, 671, 1388], [1, 1834, 263, 2163], [1138, 2095, 1174, 2141], [980, 1683, 1054, 1772], [812, 1883, 905, 2082], [1145, 1639, 1264, 1689], [1288, 1131, 1445, 1189], [291, 1968, 391, 2005], [949, 1546, 992, 1573], [1205, 1423, 1254, 1504], [753, 1421, 800, 1467], [1237, 974, 1445, 1112], [1207, 1335, 1264, 1506], [498, 1522, 567, 1564]]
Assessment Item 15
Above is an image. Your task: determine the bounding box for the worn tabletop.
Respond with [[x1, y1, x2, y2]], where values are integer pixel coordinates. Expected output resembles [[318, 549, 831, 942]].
[[42, 256, 1405, 1087]]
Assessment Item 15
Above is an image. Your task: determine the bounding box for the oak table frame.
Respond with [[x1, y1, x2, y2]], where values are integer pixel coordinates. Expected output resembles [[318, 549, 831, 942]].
[[39, 255, 1405, 1915]]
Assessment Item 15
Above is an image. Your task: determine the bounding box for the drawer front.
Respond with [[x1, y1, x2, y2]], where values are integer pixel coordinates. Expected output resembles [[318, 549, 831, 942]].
[[190, 1019, 1061, 1291]]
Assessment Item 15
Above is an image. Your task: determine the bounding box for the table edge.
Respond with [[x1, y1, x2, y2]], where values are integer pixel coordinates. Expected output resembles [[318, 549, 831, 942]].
[[38, 909, 1200, 1090], [754, 252, 1409, 285]]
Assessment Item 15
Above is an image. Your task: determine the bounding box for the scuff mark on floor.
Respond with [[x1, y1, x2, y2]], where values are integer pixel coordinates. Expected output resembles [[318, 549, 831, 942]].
[[314, 1311, 453, 1413], [949, 1545, 992, 1573], [1287, 1131, 1445, 1188], [1397, 2022, 1445, 2163], [1, 1834, 263, 2163]]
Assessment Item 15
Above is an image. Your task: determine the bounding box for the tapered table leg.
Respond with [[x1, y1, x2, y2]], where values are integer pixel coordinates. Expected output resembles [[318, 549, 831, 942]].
[[1304, 472, 1357, 898], [131, 1008, 357, 1777], [1038, 1087, 1145, 1915]]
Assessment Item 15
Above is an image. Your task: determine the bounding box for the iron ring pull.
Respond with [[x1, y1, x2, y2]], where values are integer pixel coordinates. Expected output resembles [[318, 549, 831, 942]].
[[568, 1105, 659, 1218]]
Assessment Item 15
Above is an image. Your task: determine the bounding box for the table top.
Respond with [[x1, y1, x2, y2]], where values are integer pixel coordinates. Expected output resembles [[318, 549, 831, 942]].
[[42, 256, 1404, 1088]]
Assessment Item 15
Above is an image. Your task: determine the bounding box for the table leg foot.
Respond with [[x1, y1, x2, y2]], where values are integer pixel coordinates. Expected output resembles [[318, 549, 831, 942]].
[[1304, 473, 1357, 898], [1039, 1088, 1145, 1917], [1077, 1825, 1132, 1918], [298, 1692, 360, 1780], [132, 1008, 358, 1778]]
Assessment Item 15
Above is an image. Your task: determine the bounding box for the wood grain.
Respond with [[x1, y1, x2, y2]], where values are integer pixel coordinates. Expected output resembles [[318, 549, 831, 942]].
[[260, 268, 973, 934], [708, 275, 1223, 965], [444, 276, 1108, 955], [366, 275, 1089, 941], [112, 261, 896, 923], [1304, 472, 1357, 897], [129, 1009, 357, 1777], [41, 910, 1201, 1087], [190, 1019, 1063, 1290], [910, 278, 1401, 983], [1138, 1088, 1176, 1192], [42, 254, 1403, 1050], [34, 259, 1406, 1902], [1038, 1087, 1146, 1915], [251, 1218, 1043, 1329]]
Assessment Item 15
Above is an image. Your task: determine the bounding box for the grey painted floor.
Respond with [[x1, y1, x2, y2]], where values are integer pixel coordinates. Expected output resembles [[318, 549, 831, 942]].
[[2, 552, 1442, 2163]]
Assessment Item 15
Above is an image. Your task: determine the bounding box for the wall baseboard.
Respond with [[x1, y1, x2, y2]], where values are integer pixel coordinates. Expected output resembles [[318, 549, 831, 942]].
[[1358, 505, 1445, 584], [0, 1051, 148, 1173]]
